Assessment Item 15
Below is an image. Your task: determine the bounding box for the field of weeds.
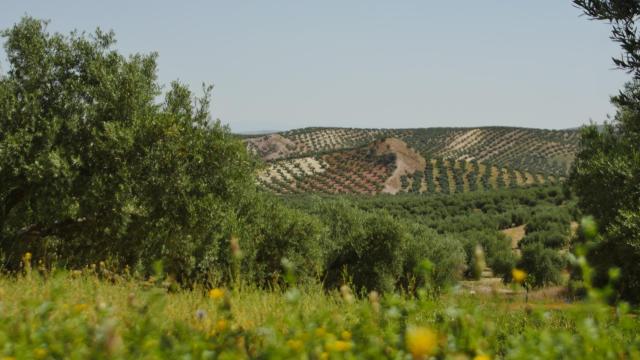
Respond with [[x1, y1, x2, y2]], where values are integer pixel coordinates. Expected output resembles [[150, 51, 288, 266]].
[[0, 262, 638, 359]]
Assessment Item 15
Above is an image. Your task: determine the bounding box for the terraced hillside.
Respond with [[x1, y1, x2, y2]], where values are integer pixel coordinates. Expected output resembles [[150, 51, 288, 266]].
[[246, 126, 579, 176], [257, 139, 397, 195], [400, 127, 578, 176], [246, 128, 395, 160], [401, 158, 560, 195], [255, 137, 563, 195]]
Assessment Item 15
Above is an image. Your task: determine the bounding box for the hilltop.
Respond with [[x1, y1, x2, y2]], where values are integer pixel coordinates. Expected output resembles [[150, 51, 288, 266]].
[[246, 126, 578, 195]]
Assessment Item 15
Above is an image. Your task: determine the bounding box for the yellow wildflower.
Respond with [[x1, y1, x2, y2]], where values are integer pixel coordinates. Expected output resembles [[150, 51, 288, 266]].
[[73, 303, 89, 313], [23, 252, 32, 262], [315, 327, 327, 337], [341, 330, 352, 340], [474, 355, 491, 360], [287, 339, 304, 351], [320, 352, 329, 360], [208, 288, 225, 300], [406, 326, 437, 359], [34, 348, 48, 359], [215, 319, 227, 332], [512, 268, 527, 284], [327, 340, 352, 352]]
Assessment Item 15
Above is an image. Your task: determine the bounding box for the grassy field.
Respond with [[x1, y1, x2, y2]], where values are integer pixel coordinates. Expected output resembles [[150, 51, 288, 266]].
[[1, 265, 638, 359]]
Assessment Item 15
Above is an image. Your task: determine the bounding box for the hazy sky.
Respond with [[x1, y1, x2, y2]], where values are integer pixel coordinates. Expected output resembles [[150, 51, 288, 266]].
[[0, 1, 629, 132]]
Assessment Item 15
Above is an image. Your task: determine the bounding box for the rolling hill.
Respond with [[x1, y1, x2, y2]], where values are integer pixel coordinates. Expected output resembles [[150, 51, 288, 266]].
[[246, 126, 579, 195]]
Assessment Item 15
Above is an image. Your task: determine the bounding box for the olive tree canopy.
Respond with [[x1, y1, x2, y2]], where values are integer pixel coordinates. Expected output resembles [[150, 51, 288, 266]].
[[571, 0, 640, 301], [0, 17, 255, 279]]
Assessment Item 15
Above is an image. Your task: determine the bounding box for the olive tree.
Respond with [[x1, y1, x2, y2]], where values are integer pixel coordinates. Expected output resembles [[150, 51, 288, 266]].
[[571, 0, 640, 301], [0, 17, 255, 280]]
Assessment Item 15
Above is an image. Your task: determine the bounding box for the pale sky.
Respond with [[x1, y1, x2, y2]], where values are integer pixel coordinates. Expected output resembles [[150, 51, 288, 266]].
[[0, 1, 629, 132]]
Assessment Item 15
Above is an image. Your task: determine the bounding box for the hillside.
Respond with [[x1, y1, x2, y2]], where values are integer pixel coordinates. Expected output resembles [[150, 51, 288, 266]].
[[257, 138, 397, 195], [248, 126, 576, 195]]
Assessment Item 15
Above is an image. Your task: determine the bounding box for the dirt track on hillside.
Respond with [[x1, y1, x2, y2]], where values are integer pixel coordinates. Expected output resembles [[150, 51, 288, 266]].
[[375, 138, 426, 194]]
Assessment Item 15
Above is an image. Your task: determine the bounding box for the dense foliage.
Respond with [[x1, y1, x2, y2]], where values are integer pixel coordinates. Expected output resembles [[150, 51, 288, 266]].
[[571, 0, 640, 302], [292, 198, 466, 292], [285, 185, 574, 287], [0, 18, 264, 281]]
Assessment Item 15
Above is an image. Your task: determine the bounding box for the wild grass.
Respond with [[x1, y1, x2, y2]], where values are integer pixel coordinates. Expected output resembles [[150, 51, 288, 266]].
[[0, 265, 638, 359]]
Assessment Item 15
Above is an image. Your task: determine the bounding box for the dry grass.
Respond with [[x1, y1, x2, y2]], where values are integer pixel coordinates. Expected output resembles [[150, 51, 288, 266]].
[[502, 225, 527, 249]]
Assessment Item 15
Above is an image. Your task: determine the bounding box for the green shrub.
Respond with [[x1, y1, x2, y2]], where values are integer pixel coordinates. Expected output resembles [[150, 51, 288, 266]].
[[458, 231, 515, 279], [518, 242, 566, 288], [290, 198, 467, 293], [525, 209, 571, 234], [239, 196, 326, 286], [402, 224, 466, 290], [491, 247, 517, 281], [319, 206, 406, 292], [296, 199, 399, 292], [519, 230, 567, 249]]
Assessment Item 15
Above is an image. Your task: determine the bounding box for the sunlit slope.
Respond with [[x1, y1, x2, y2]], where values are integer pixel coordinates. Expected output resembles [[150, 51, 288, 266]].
[[255, 137, 562, 195], [246, 126, 579, 177], [257, 139, 397, 195]]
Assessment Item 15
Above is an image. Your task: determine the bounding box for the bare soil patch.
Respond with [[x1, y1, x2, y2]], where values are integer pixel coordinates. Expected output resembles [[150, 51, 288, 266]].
[[246, 134, 297, 161], [374, 138, 426, 194], [502, 225, 526, 249]]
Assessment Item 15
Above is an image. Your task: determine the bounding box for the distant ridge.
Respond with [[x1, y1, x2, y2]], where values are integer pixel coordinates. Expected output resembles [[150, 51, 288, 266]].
[[236, 130, 280, 135], [563, 124, 605, 131], [246, 126, 579, 195]]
